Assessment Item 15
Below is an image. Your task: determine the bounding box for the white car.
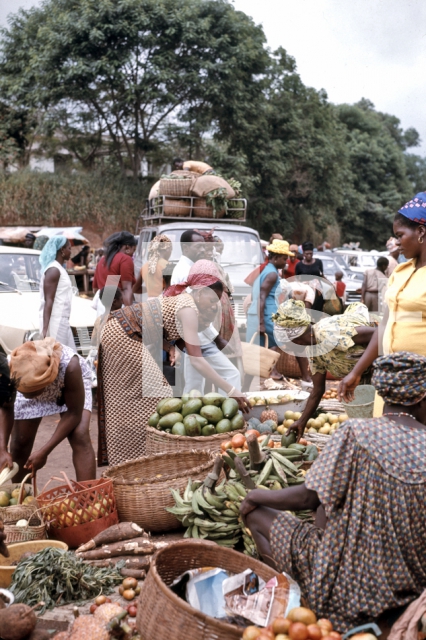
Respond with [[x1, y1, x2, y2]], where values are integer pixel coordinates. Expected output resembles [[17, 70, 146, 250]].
[[0, 246, 96, 356], [333, 249, 377, 274]]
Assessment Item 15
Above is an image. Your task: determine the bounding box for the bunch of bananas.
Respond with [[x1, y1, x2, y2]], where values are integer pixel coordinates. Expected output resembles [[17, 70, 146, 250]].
[[223, 434, 307, 491], [166, 477, 245, 548]]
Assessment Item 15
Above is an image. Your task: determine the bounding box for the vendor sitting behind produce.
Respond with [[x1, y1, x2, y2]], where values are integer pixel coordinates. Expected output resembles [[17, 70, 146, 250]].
[[0, 338, 96, 481], [240, 351, 426, 632], [273, 299, 376, 439]]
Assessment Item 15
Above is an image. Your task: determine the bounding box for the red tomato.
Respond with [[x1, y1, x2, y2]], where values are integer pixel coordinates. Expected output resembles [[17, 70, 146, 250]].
[[127, 605, 137, 618], [89, 604, 98, 614]]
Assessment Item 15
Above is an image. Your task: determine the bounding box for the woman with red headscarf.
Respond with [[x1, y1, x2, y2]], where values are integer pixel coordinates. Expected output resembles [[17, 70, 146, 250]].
[[164, 260, 242, 396], [97, 264, 249, 466]]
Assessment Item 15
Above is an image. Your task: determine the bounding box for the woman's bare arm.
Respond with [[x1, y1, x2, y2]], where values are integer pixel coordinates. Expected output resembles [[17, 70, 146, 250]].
[[42, 267, 60, 337]]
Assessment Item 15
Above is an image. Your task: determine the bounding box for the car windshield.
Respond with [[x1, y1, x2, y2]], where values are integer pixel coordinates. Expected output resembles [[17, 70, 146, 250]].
[[0, 253, 41, 292], [321, 258, 338, 276], [154, 229, 264, 265]]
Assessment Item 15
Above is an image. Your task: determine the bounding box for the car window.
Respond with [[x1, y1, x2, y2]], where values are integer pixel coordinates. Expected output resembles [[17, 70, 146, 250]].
[[0, 254, 41, 291], [360, 255, 376, 267], [321, 259, 337, 276], [156, 229, 264, 265]]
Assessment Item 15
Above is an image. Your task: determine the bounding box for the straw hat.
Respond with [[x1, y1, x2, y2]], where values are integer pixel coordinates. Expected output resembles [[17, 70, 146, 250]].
[[266, 239, 294, 256]]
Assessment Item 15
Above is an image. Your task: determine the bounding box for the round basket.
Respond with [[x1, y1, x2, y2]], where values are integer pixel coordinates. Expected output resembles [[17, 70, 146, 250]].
[[163, 198, 192, 217], [159, 171, 198, 198], [102, 450, 219, 533], [0, 480, 38, 526], [192, 197, 225, 219], [146, 425, 246, 456], [4, 513, 46, 545], [136, 540, 281, 640], [276, 351, 302, 379]]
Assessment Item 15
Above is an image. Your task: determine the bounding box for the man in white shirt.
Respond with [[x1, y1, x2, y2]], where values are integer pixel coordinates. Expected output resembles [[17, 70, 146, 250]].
[[170, 229, 205, 285]]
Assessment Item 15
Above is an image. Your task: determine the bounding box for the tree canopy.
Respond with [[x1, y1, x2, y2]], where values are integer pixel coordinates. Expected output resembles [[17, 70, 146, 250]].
[[0, 0, 423, 247]]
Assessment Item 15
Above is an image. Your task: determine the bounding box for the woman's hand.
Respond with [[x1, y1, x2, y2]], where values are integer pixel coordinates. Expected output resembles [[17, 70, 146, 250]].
[[240, 495, 259, 517], [0, 450, 13, 473], [259, 321, 266, 334], [24, 449, 48, 476], [232, 394, 251, 414], [169, 345, 177, 366], [286, 419, 306, 441], [338, 370, 361, 403]]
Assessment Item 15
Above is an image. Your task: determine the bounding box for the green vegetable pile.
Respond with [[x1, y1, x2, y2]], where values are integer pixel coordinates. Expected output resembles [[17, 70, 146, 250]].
[[10, 547, 124, 614]]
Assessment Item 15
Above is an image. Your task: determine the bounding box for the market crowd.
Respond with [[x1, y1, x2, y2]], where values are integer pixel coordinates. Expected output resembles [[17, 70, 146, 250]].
[[0, 191, 425, 633]]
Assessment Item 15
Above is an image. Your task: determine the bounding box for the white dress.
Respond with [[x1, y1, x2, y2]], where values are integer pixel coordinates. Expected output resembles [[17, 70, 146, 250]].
[[39, 260, 76, 351], [13, 345, 92, 420]]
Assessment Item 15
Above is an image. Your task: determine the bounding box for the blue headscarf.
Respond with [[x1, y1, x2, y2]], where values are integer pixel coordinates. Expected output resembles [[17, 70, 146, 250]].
[[398, 192, 426, 224], [39, 236, 68, 271]]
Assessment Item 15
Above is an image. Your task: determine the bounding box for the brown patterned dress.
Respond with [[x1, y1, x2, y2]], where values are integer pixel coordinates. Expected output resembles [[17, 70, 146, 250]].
[[270, 417, 426, 632], [98, 295, 197, 466]]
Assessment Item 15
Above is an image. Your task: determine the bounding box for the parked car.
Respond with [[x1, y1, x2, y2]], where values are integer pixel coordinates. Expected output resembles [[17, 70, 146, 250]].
[[313, 251, 362, 303], [0, 246, 96, 356], [134, 221, 264, 329], [333, 249, 378, 274]]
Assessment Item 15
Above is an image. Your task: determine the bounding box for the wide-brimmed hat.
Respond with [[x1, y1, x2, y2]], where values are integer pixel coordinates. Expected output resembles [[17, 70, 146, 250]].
[[266, 239, 295, 256]]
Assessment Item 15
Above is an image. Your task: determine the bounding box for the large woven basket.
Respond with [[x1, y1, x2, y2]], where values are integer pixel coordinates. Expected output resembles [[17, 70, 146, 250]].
[[163, 198, 192, 217], [103, 450, 218, 533], [192, 197, 225, 219], [276, 351, 302, 378], [159, 171, 198, 198], [146, 425, 246, 456], [0, 476, 38, 526], [136, 540, 281, 640]]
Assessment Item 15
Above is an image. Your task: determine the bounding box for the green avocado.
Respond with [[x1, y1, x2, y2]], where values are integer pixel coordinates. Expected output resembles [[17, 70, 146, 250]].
[[281, 432, 296, 447], [201, 424, 216, 436], [215, 419, 232, 434], [182, 398, 203, 418], [183, 414, 202, 437], [202, 392, 224, 407], [222, 398, 239, 419], [158, 412, 183, 429], [230, 412, 245, 431], [200, 405, 224, 424], [171, 422, 186, 436], [194, 414, 208, 427], [156, 398, 170, 414], [159, 398, 183, 416], [148, 412, 160, 427]]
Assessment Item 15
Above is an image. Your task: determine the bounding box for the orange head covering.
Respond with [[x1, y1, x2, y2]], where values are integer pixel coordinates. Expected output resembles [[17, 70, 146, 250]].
[[10, 338, 62, 394]]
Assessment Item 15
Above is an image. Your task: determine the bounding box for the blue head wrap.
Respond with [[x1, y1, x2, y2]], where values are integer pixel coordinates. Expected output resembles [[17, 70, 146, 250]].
[[39, 236, 68, 271], [398, 192, 426, 224]]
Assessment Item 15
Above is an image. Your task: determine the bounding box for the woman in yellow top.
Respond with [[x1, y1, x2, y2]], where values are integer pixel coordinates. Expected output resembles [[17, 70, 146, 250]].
[[133, 234, 172, 299], [339, 191, 426, 402]]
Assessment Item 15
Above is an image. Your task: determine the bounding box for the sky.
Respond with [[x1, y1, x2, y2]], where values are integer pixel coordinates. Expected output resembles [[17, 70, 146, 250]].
[[1, 0, 426, 155]]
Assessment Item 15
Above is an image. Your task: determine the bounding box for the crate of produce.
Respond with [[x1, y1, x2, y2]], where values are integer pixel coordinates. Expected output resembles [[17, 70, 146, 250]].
[[136, 539, 281, 640], [37, 473, 118, 549], [102, 450, 219, 533], [146, 394, 247, 455]]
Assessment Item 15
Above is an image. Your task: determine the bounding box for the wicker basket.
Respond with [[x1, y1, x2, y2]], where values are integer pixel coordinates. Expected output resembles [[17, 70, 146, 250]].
[[136, 540, 281, 640], [192, 197, 225, 219], [103, 450, 218, 533], [163, 198, 192, 217], [276, 351, 302, 378], [146, 425, 246, 456], [37, 474, 118, 549], [159, 171, 198, 198], [0, 475, 38, 526], [4, 513, 46, 544]]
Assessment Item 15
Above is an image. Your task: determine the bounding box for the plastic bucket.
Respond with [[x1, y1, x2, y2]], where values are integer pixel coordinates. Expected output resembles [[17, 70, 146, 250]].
[[342, 384, 375, 419]]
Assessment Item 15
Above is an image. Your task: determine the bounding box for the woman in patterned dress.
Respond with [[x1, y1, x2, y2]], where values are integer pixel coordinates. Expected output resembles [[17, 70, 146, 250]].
[[240, 351, 426, 633], [0, 338, 95, 481], [97, 270, 249, 467], [273, 299, 376, 439]]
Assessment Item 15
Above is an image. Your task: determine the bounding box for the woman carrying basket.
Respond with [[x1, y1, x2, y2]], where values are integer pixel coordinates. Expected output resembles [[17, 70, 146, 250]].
[[0, 339, 95, 481], [98, 263, 250, 467]]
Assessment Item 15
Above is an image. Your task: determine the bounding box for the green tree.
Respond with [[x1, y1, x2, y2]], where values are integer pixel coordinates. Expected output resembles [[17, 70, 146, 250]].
[[0, 0, 268, 176], [336, 100, 416, 248]]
